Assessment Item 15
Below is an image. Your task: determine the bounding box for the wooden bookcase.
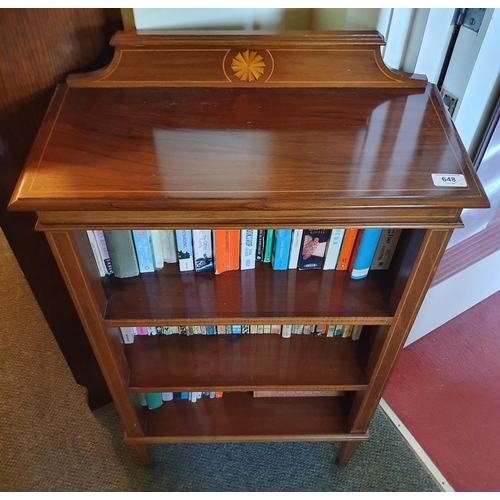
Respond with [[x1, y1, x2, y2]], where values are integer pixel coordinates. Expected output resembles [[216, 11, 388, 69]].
[[8, 31, 489, 467]]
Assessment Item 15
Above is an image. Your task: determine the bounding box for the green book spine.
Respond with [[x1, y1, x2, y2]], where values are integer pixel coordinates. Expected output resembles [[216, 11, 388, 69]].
[[144, 392, 163, 410], [263, 230, 274, 263], [103, 230, 139, 278]]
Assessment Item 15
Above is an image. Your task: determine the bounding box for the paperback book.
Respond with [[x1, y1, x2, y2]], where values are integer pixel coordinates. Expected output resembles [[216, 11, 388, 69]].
[[192, 230, 214, 272], [175, 230, 195, 271], [298, 230, 330, 270]]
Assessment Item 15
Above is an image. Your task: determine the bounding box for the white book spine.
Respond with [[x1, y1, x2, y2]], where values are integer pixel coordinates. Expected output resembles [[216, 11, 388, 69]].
[[161, 392, 174, 402], [288, 229, 303, 269], [160, 230, 178, 263], [119, 327, 135, 344], [150, 230, 164, 270], [240, 229, 258, 270], [192, 229, 214, 272], [282, 325, 292, 338], [146, 326, 157, 336], [351, 325, 363, 340], [86, 230, 106, 277], [323, 229, 345, 270], [137, 393, 148, 406], [175, 230, 194, 271], [326, 325, 336, 337]]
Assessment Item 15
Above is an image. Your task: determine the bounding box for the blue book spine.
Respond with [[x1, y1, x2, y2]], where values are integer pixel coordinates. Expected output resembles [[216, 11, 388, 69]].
[[206, 325, 216, 335], [173, 392, 182, 400], [349, 228, 383, 280], [181, 392, 189, 400], [232, 325, 242, 334], [144, 392, 163, 410], [132, 230, 155, 273], [272, 229, 292, 270]]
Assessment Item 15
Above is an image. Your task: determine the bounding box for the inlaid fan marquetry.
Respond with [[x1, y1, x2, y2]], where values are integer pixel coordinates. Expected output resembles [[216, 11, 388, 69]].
[[231, 50, 266, 82]]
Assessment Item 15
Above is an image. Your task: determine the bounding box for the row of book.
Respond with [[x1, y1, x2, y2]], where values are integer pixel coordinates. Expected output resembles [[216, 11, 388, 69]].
[[88, 228, 402, 281], [119, 324, 363, 342], [138, 391, 223, 410]]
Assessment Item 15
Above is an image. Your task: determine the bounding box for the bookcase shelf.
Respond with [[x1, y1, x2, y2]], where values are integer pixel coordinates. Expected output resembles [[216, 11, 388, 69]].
[[126, 392, 364, 444], [9, 31, 489, 468], [125, 335, 370, 392], [102, 262, 395, 326]]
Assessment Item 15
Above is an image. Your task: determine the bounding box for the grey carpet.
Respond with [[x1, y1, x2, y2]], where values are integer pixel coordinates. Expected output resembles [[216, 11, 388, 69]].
[[0, 228, 439, 491]]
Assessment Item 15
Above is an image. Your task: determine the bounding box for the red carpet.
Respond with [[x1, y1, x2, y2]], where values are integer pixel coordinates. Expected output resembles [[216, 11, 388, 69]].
[[383, 290, 500, 492]]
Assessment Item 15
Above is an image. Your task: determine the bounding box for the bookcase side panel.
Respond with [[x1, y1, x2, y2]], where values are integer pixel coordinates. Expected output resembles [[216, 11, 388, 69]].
[[347, 228, 452, 433], [45, 231, 148, 454]]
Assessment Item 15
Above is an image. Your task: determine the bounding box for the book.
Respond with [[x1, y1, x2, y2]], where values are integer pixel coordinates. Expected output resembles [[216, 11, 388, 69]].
[[323, 229, 345, 270], [175, 230, 195, 271], [348, 228, 383, 280], [103, 230, 140, 278], [250, 325, 258, 334], [282, 325, 292, 338], [86, 230, 106, 277], [242, 325, 250, 334], [135, 326, 148, 335], [326, 325, 336, 338], [119, 327, 135, 344], [298, 230, 330, 270], [292, 325, 304, 335], [160, 230, 177, 263], [271, 229, 292, 270], [132, 230, 155, 273], [334, 325, 343, 336], [192, 230, 214, 272], [263, 230, 274, 263], [150, 230, 164, 270], [144, 392, 163, 410], [232, 325, 242, 334], [263, 325, 271, 334], [351, 325, 363, 341], [214, 229, 240, 274], [256, 230, 266, 261], [206, 325, 217, 335], [370, 228, 402, 270], [146, 326, 157, 335], [342, 324, 353, 338], [161, 392, 174, 402], [271, 324, 281, 335], [336, 229, 358, 271], [240, 229, 258, 270], [288, 229, 304, 269], [216, 325, 226, 334], [94, 230, 113, 275]]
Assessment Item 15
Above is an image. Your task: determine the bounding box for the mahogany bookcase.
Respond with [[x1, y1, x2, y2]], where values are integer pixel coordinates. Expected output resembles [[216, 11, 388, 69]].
[[9, 31, 489, 467]]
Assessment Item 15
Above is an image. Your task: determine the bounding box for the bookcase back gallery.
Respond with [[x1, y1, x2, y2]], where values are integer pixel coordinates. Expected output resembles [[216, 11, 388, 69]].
[[8, 31, 489, 467]]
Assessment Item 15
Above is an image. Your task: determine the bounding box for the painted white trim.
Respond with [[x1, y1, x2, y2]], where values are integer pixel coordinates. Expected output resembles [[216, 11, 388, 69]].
[[380, 400, 454, 492], [382, 8, 414, 71], [405, 248, 500, 346]]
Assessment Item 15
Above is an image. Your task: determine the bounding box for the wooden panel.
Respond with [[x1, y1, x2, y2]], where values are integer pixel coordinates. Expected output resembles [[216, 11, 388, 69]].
[[68, 30, 425, 88], [102, 262, 394, 325], [125, 392, 367, 444], [126, 335, 370, 392], [10, 84, 488, 213], [0, 8, 122, 409]]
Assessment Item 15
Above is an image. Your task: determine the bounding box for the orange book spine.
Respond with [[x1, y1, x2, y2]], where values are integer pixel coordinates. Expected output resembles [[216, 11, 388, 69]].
[[214, 230, 240, 274], [336, 229, 358, 270]]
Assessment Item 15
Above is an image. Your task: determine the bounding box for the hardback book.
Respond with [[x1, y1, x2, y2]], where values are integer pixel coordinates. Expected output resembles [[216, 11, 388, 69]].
[[263, 230, 275, 263], [175, 230, 195, 272], [132, 230, 155, 273], [288, 229, 304, 269], [119, 327, 135, 344], [94, 230, 113, 275], [150, 230, 164, 270], [348, 228, 383, 280], [271, 229, 292, 270], [240, 229, 258, 270], [336, 229, 359, 271], [370, 228, 402, 270], [192, 230, 214, 272], [256, 230, 266, 261], [103, 230, 140, 278], [351, 325, 363, 341], [323, 229, 345, 270], [214, 229, 240, 274], [298, 230, 330, 270], [161, 392, 174, 402], [86, 230, 106, 277], [160, 230, 177, 263], [145, 392, 163, 410], [282, 325, 292, 338]]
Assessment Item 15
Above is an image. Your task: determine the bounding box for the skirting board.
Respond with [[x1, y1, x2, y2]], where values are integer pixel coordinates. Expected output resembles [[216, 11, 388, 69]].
[[405, 248, 500, 346]]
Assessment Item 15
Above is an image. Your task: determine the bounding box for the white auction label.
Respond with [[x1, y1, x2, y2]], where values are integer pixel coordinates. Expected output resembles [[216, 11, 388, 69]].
[[431, 173, 467, 187]]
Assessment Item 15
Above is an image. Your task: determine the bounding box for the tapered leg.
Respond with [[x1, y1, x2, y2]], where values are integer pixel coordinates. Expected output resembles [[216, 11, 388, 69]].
[[131, 443, 152, 467], [337, 441, 362, 467]]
